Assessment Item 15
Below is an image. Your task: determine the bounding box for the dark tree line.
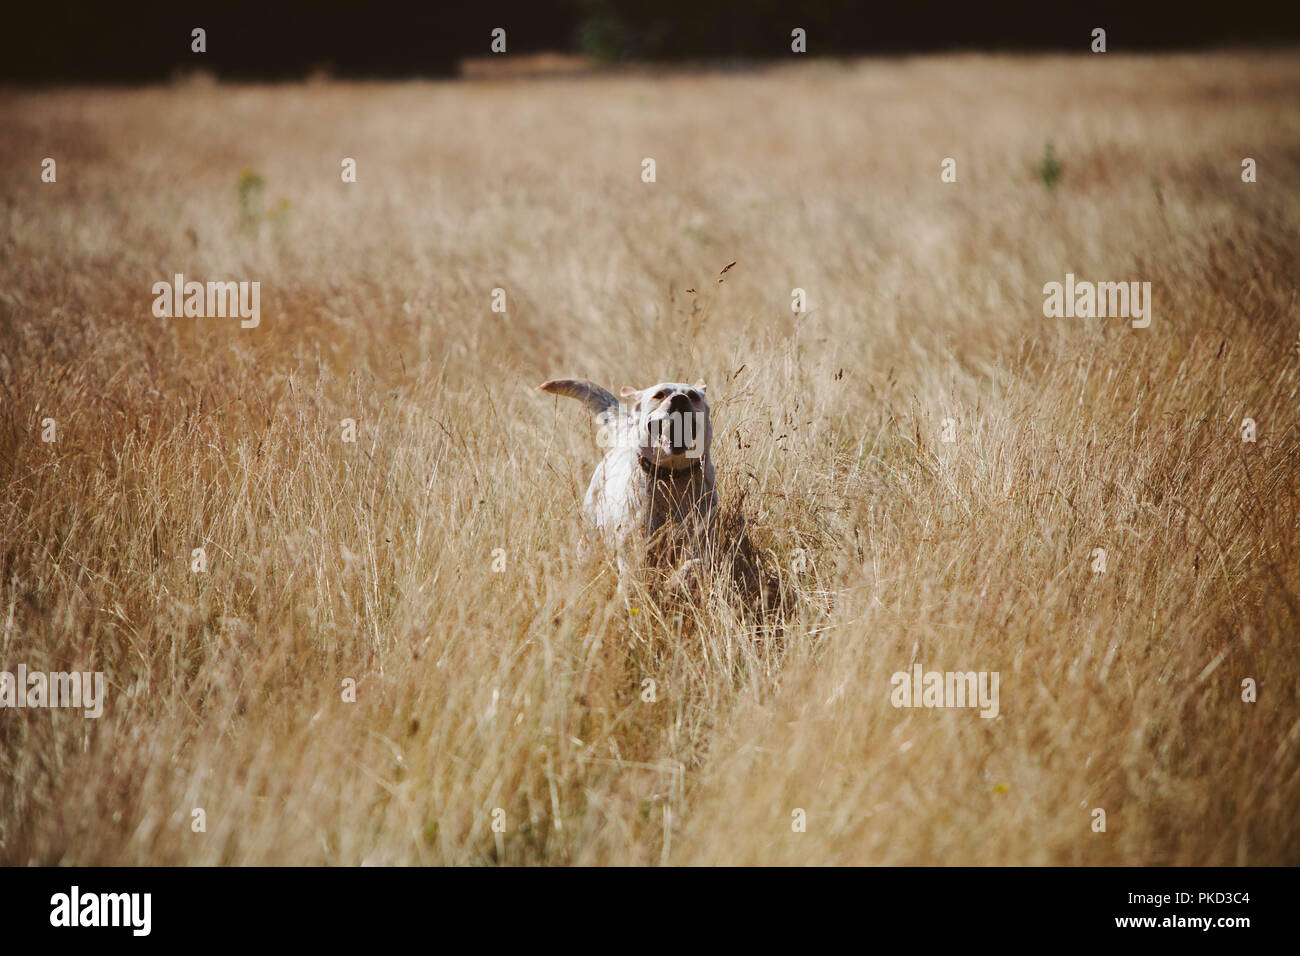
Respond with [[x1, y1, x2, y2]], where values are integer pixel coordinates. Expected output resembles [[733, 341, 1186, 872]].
[[3, 1, 1297, 84]]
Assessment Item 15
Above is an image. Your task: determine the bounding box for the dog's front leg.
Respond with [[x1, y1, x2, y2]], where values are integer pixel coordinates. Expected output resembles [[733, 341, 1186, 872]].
[[675, 493, 717, 591], [670, 556, 703, 596], [669, 523, 712, 597]]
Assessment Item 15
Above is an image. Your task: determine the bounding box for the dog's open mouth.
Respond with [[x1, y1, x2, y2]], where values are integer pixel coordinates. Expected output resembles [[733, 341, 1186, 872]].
[[648, 412, 703, 459]]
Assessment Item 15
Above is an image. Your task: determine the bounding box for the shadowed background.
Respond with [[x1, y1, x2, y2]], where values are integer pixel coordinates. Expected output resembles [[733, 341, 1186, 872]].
[[4, 1, 1300, 82]]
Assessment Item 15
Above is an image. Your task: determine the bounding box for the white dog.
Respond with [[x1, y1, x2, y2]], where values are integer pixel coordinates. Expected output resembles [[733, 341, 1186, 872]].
[[539, 378, 717, 584]]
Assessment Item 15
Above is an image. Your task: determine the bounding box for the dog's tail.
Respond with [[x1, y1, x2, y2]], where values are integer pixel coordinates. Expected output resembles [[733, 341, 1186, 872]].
[[538, 378, 620, 422]]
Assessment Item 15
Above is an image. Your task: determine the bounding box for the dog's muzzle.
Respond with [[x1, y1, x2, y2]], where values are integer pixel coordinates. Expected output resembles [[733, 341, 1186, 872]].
[[649, 398, 704, 457]]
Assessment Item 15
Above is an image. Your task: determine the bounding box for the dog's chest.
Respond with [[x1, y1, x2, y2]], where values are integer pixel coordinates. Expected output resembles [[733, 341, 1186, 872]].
[[583, 449, 714, 547], [640, 465, 713, 531]]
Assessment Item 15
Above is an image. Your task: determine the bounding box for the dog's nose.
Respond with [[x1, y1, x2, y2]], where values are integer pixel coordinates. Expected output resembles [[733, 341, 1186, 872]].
[[667, 392, 693, 414]]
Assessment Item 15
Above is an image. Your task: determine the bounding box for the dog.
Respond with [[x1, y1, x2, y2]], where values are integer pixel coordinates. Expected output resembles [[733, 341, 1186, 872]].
[[538, 377, 717, 586]]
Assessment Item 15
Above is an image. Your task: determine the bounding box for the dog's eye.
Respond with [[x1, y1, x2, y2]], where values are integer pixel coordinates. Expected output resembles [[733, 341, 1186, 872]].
[[652, 389, 668, 401], [687, 390, 700, 402]]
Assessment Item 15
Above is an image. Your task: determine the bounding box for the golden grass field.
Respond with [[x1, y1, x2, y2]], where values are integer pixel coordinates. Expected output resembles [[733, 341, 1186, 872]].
[[1, 52, 1299, 865]]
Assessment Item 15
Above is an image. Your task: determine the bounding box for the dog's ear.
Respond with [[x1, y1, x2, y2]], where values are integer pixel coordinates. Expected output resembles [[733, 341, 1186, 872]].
[[619, 386, 639, 399], [693, 379, 707, 392]]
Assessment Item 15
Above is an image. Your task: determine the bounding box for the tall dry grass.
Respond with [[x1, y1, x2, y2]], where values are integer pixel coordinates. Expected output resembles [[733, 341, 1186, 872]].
[[1, 53, 1298, 864]]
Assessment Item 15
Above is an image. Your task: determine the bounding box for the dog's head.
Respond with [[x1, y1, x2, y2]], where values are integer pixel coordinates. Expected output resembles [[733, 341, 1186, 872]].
[[619, 380, 713, 470]]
